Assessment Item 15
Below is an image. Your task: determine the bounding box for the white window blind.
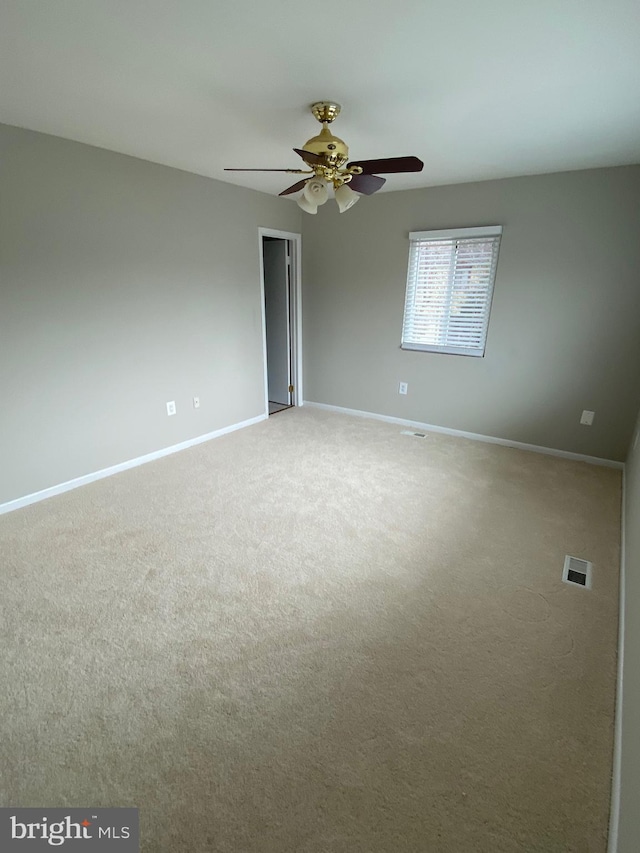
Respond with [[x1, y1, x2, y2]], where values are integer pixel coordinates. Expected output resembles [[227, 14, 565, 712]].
[[401, 225, 502, 357]]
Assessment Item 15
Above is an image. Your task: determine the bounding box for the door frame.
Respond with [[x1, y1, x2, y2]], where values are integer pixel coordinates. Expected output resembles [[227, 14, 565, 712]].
[[258, 227, 303, 414]]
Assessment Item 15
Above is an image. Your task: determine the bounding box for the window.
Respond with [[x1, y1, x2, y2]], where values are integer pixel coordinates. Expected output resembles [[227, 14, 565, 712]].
[[401, 225, 502, 357]]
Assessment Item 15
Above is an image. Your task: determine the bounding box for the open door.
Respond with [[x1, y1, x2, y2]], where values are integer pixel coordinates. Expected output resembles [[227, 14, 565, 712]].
[[263, 238, 291, 411], [260, 229, 302, 415]]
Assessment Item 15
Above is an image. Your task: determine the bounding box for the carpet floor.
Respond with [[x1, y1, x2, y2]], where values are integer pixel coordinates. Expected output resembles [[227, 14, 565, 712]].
[[0, 407, 621, 852]]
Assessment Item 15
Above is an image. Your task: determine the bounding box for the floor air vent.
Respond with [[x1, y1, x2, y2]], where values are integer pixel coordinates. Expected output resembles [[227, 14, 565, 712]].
[[401, 430, 427, 438], [562, 555, 592, 589]]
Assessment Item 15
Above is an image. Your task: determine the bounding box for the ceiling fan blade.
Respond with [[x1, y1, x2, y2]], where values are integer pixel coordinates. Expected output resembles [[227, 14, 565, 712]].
[[347, 156, 424, 175], [293, 148, 326, 166], [224, 168, 310, 173], [348, 173, 386, 195], [279, 179, 308, 197]]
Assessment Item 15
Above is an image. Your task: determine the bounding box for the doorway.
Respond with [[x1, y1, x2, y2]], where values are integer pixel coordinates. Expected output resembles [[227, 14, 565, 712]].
[[259, 228, 302, 416]]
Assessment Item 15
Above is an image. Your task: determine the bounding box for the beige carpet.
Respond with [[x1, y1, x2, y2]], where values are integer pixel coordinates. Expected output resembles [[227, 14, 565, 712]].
[[0, 407, 621, 852]]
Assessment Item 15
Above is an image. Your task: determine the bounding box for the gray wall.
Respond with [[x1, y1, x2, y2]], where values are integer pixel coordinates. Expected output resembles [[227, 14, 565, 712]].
[[302, 167, 640, 461], [0, 123, 300, 505], [618, 407, 640, 851]]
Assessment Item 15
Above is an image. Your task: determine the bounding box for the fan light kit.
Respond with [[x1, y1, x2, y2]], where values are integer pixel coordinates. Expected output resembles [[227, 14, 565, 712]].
[[225, 102, 424, 214]]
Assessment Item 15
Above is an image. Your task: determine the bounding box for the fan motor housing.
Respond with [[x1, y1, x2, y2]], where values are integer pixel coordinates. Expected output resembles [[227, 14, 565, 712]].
[[303, 124, 349, 168]]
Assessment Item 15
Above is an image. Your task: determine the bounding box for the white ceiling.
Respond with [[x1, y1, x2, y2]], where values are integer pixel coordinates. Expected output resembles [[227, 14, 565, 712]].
[[1, 0, 639, 196]]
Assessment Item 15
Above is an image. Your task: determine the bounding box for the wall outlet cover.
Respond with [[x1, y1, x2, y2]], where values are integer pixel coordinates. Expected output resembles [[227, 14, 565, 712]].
[[580, 410, 595, 426], [166, 401, 176, 416]]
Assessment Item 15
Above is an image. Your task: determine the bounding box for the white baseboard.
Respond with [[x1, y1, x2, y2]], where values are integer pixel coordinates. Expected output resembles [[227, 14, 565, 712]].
[[607, 469, 626, 853], [0, 413, 268, 516], [303, 401, 624, 469]]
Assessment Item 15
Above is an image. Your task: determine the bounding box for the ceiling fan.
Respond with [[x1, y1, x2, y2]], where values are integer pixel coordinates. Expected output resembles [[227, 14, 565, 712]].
[[225, 101, 424, 214]]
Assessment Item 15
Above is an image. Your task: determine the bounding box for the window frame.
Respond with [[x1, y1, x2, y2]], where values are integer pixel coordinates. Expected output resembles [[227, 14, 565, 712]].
[[401, 225, 502, 358]]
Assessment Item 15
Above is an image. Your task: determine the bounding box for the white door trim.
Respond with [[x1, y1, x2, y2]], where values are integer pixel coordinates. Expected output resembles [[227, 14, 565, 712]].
[[258, 228, 303, 413]]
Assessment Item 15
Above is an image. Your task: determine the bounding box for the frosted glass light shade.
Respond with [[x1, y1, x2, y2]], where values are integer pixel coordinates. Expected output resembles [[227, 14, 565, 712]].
[[303, 178, 329, 206], [297, 194, 318, 214], [335, 183, 360, 213]]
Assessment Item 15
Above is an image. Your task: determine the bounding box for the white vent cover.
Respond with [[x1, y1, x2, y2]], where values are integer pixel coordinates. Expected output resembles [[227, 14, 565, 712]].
[[401, 430, 427, 438], [562, 555, 592, 589]]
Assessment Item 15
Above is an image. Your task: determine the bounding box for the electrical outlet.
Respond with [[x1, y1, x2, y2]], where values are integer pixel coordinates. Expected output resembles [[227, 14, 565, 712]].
[[193, 396, 200, 409], [580, 410, 595, 426], [399, 382, 408, 395], [166, 400, 176, 416]]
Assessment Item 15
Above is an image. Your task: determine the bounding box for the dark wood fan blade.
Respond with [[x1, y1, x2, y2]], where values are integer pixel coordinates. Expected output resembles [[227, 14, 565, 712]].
[[279, 179, 308, 196], [347, 156, 424, 175], [224, 168, 309, 173], [293, 148, 326, 166], [348, 174, 386, 195]]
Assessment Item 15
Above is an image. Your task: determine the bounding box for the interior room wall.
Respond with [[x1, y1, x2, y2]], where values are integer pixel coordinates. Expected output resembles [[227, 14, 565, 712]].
[[302, 166, 640, 461], [618, 406, 640, 851], [0, 123, 301, 506]]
